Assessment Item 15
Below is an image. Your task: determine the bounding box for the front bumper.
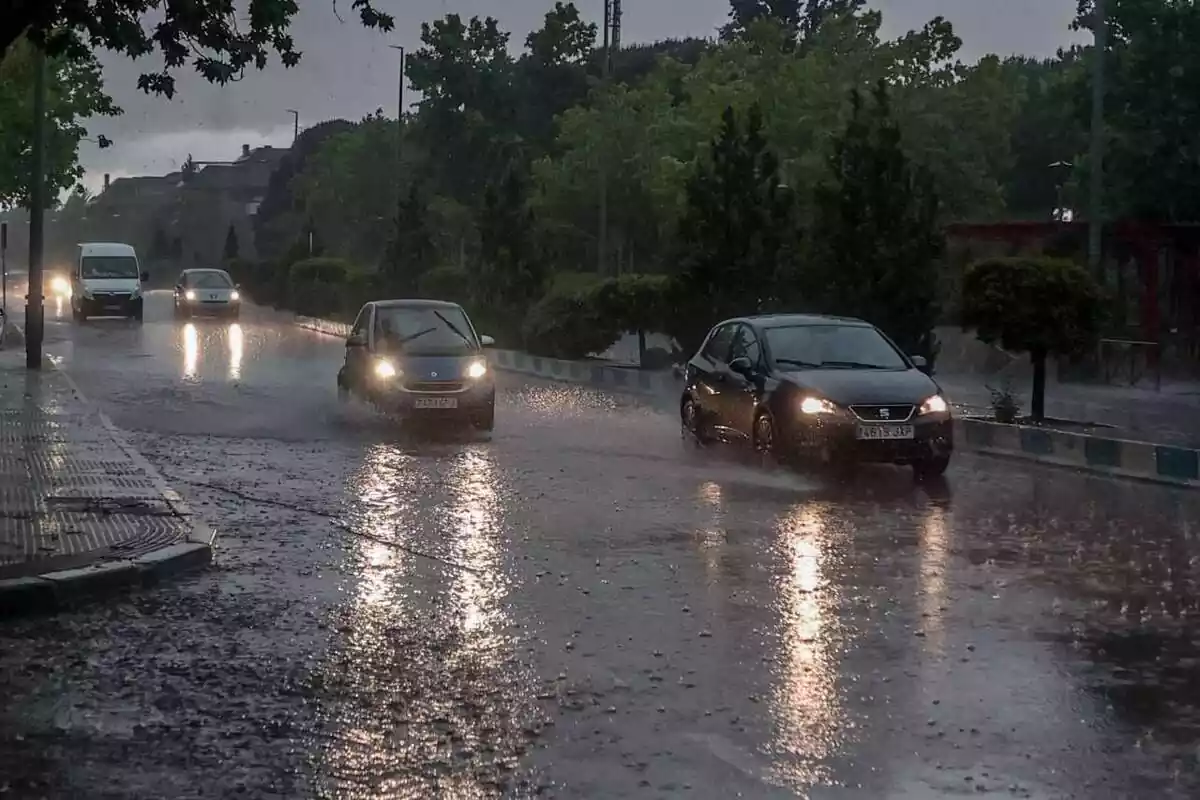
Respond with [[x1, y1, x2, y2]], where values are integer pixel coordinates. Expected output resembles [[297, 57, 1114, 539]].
[[368, 379, 495, 419], [81, 293, 141, 315], [787, 412, 954, 464], [181, 298, 239, 314]]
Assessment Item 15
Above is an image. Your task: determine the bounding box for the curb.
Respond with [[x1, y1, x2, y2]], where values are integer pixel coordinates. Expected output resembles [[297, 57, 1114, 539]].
[[0, 327, 217, 617], [293, 314, 1198, 490]]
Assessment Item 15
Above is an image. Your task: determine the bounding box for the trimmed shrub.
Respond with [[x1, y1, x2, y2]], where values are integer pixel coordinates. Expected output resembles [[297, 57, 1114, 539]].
[[288, 257, 360, 318], [522, 273, 674, 360]]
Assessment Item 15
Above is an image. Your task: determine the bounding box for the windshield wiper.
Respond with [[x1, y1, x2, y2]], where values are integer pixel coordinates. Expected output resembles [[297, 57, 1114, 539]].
[[396, 326, 437, 344], [432, 310, 473, 346], [817, 360, 889, 369], [775, 358, 821, 368]]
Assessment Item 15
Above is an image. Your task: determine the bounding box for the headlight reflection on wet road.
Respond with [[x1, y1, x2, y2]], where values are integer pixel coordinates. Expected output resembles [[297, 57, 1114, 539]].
[[181, 323, 199, 380], [228, 323, 243, 381], [919, 504, 951, 655], [448, 447, 508, 648], [768, 502, 844, 787]]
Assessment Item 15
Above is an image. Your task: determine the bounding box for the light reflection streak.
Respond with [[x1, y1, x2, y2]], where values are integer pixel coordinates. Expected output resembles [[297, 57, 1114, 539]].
[[181, 323, 198, 380], [696, 480, 725, 579], [227, 323, 243, 380], [767, 502, 842, 786], [448, 447, 507, 651], [919, 505, 951, 655]]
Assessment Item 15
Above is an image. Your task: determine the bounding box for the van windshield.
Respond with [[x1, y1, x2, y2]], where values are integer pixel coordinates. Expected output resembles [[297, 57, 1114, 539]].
[[81, 256, 139, 279]]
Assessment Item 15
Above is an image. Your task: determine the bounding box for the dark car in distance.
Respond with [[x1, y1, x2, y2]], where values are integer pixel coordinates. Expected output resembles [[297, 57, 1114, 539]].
[[680, 314, 953, 478], [337, 299, 496, 431]]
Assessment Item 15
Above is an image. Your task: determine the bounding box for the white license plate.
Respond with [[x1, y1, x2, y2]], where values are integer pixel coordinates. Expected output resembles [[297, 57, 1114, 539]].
[[856, 424, 914, 440], [414, 397, 457, 409]]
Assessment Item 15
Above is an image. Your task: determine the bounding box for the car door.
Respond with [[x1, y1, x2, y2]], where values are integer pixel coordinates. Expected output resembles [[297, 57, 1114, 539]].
[[344, 305, 373, 389], [690, 323, 737, 439], [722, 323, 764, 441]]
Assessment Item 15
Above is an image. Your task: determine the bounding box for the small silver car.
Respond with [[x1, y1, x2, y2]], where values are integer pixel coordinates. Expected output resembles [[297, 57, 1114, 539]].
[[173, 268, 241, 319]]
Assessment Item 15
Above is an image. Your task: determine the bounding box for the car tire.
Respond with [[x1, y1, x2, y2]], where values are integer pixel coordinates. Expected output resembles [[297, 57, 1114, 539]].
[[752, 411, 779, 464], [680, 396, 710, 444], [474, 405, 495, 432], [131, 305, 143, 323], [74, 303, 87, 322], [912, 454, 951, 480], [336, 369, 350, 403]]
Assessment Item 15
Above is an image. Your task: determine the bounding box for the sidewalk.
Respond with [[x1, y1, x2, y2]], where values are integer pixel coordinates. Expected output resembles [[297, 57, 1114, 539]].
[[0, 346, 213, 613], [937, 373, 1200, 448]]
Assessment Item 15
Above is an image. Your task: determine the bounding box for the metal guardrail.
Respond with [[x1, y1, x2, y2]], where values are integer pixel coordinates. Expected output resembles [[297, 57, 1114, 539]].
[[1098, 338, 1162, 391]]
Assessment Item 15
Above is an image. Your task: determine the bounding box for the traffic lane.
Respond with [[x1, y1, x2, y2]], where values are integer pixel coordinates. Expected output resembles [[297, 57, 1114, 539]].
[[3, 298, 1199, 797]]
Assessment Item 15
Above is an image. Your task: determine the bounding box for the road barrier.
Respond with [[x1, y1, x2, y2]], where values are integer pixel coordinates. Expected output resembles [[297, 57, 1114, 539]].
[[295, 313, 1199, 489]]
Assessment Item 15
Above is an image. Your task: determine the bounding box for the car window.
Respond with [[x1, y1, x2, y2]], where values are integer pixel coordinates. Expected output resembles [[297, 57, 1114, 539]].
[[374, 305, 477, 353], [81, 256, 138, 279], [189, 271, 233, 289], [702, 324, 735, 362], [729, 324, 761, 365], [764, 324, 908, 370]]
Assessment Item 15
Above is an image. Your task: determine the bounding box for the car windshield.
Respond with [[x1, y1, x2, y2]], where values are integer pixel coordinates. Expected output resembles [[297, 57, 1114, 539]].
[[765, 324, 909, 370], [374, 305, 477, 353], [188, 271, 233, 289], [81, 256, 139, 279]]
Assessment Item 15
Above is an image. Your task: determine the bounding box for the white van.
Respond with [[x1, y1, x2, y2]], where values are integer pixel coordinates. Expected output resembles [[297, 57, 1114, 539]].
[[71, 242, 147, 322]]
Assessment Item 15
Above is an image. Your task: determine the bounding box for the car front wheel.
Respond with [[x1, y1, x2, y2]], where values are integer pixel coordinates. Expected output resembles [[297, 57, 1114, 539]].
[[680, 396, 710, 444], [474, 404, 495, 432], [912, 454, 951, 480]]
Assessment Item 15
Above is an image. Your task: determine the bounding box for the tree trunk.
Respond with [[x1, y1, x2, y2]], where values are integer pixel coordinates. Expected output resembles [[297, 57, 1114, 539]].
[[637, 329, 647, 367], [1031, 349, 1047, 421]]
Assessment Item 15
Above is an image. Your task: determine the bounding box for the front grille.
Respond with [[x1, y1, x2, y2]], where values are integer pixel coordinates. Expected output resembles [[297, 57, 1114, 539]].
[[404, 381, 465, 393], [850, 404, 915, 422], [93, 292, 131, 301]]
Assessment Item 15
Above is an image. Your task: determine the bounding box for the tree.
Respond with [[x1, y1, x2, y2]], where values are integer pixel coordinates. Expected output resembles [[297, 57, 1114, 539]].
[[805, 81, 943, 362], [4, 0, 394, 97], [0, 38, 119, 207], [669, 103, 795, 353], [477, 166, 545, 341], [961, 256, 1104, 420], [223, 224, 239, 260], [382, 183, 434, 297]]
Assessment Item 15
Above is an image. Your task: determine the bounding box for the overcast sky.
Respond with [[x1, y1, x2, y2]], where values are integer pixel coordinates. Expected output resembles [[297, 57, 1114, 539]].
[[77, 0, 1082, 193]]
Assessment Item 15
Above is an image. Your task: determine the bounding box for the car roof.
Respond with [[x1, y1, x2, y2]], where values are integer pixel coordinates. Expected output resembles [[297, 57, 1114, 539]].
[[78, 242, 137, 256], [371, 299, 465, 310], [716, 313, 871, 329], [181, 268, 231, 275]]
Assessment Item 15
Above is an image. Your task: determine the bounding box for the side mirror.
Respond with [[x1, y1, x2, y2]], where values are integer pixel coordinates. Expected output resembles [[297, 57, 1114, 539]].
[[729, 356, 754, 376], [479, 334, 495, 347], [139, 271, 149, 282], [346, 333, 367, 348], [910, 355, 930, 374]]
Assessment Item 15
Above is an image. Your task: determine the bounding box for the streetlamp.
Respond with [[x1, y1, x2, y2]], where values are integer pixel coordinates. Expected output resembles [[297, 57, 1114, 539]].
[[286, 109, 299, 143], [25, 43, 47, 369], [1049, 160, 1073, 222]]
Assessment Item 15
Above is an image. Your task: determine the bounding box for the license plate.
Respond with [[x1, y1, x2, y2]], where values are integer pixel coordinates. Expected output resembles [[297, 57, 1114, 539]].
[[414, 397, 457, 409], [856, 424, 914, 440]]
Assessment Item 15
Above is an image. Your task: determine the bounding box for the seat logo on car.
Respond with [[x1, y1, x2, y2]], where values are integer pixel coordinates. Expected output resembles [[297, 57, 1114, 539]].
[[879, 408, 890, 419], [430, 371, 438, 378]]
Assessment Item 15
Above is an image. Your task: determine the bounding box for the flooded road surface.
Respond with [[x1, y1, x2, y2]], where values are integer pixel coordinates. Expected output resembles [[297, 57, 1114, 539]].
[[1, 293, 1198, 798]]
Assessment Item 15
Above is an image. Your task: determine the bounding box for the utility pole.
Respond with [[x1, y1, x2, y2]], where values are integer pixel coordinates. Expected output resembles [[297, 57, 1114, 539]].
[[286, 109, 299, 143], [388, 45, 406, 184], [598, 0, 619, 276], [1087, 0, 1107, 283], [26, 44, 47, 370]]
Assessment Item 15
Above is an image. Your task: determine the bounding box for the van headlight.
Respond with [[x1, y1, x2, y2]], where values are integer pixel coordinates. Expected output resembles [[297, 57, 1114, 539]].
[[374, 359, 398, 379], [919, 394, 949, 415], [466, 360, 487, 379]]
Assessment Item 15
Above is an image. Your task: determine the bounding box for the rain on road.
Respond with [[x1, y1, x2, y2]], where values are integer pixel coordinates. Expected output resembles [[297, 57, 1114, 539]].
[[1, 291, 1198, 799]]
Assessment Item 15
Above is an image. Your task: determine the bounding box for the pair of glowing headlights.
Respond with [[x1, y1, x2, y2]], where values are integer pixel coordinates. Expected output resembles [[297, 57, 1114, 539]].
[[799, 394, 949, 416], [183, 289, 239, 301], [374, 358, 488, 380]]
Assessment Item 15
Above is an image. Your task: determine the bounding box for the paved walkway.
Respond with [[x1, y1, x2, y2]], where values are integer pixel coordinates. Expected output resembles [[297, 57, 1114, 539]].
[[0, 347, 199, 584]]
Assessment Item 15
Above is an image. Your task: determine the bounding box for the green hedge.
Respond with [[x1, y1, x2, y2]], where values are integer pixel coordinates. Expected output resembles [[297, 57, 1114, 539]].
[[523, 273, 673, 360]]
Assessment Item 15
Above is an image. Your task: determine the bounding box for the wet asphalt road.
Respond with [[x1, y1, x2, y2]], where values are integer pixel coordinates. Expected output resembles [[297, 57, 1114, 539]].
[[2, 292, 1199, 799]]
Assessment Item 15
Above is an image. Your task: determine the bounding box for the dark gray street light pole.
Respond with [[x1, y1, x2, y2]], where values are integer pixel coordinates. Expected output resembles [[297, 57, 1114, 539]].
[[25, 43, 47, 369], [1087, 0, 1107, 281], [286, 109, 299, 142]]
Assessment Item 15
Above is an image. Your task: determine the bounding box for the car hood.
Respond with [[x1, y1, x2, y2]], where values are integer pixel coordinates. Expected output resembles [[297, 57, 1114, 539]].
[[395, 353, 482, 380], [780, 367, 940, 405], [82, 278, 140, 292]]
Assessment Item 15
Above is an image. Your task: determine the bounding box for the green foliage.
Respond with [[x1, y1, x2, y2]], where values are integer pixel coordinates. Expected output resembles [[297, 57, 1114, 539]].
[[222, 225, 239, 261], [0, 38, 120, 207], [418, 264, 472, 306], [523, 273, 674, 360], [5, 0, 393, 97], [381, 183, 434, 297], [287, 257, 365, 319], [805, 81, 944, 361], [961, 256, 1104, 358], [477, 167, 546, 341], [668, 103, 796, 353]]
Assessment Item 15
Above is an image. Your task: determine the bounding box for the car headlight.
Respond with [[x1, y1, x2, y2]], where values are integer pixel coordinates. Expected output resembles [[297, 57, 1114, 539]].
[[374, 359, 398, 379], [800, 396, 838, 415], [50, 276, 70, 296], [184, 290, 196, 301], [466, 359, 487, 379], [919, 394, 949, 415], [230, 290, 240, 301]]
